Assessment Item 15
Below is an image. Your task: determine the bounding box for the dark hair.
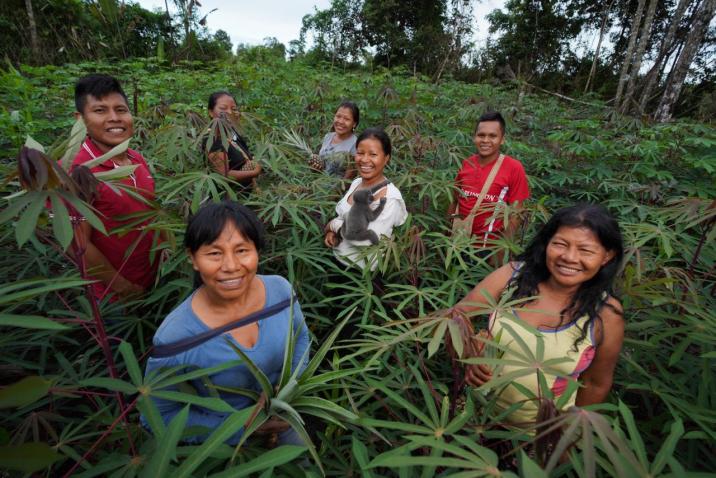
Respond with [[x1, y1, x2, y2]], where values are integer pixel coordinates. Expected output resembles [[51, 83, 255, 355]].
[[475, 111, 506, 135], [185, 201, 265, 288], [208, 91, 236, 112], [74, 74, 128, 113], [337, 101, 360, 126], [511, 203, 624, 348], [356, 127, 391, 156]]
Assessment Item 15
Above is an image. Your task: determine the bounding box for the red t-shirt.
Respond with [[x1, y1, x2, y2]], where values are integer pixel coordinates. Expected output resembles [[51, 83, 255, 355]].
[[455, 154, 529, 242], [70, 138, 159, 298]]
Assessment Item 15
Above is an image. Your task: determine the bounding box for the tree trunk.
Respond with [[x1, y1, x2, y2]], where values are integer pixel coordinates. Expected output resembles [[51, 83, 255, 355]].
[[614, 0, 646, 109], [584, 0, 615, 94], [638, 0, 692, 112], [183, 1, 191, 41], [25, 0, 40, 63], [655, 0, 716, 121], [622, 0, 658, 113]]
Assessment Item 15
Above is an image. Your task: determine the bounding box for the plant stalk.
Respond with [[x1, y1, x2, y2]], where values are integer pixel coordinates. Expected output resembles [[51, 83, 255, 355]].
[[60, 396, 139, 478], [70, 221, 137, 456]]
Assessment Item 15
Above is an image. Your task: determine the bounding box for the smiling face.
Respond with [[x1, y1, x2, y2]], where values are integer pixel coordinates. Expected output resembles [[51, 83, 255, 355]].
[[333, 106, 356, 138], [355, 137, 389, 183], [545, 226, 615, 290], [190, 221, 259, 303], [78, 93, 133, 153], [209, 94, 239, 122], [473, 120, 504, 162]]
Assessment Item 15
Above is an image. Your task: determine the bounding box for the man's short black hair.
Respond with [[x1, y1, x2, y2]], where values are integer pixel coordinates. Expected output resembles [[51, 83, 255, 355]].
[[475, 111, 506, 135], [74, 74, 128, 114]]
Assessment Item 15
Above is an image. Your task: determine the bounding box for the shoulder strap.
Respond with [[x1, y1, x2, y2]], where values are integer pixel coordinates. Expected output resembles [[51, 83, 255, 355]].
[[497, 262, 523, 298], [368, 179, 391, 194], [508, 261, 523, 282], [465, 154, 505, 219], [150, 296, 294, 358]]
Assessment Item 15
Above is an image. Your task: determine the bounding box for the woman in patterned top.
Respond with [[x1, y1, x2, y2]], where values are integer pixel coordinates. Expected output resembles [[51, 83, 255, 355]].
[[454, 203, 624, 427], [203, 91, 262, 193]]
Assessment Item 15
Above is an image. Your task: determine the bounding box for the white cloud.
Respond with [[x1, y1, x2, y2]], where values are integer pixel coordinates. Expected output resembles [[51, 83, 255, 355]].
[[135, 0, 504, 50], [136, 0, 331, 49]]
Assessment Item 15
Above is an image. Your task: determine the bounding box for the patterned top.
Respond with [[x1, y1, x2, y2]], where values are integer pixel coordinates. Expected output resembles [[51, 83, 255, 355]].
[[202, 126, 255, 191], [487, 307, 595, 426]]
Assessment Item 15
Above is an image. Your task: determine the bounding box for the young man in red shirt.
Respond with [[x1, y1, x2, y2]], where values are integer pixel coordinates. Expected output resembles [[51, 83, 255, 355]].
[[67, 74, 159, 301], [448, 111, 529, 255]]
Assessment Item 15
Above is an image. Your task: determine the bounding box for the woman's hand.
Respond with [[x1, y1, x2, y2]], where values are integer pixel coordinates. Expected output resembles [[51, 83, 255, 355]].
[[254, 416, 290, 435], [208, 151, 228, 175], [324, 230, 338, 247], [113, 276, 145, 301], [465, 362, 492, 387]]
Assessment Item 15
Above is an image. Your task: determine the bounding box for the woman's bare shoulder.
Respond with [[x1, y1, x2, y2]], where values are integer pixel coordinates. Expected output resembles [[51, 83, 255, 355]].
[[601, 296, 624, 326], [485, 261, 522, 287], [593, 295, 625, 344]]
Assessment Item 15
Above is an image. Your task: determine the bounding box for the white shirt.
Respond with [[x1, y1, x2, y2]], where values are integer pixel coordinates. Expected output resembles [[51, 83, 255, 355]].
[[328, 177, 408, 271]]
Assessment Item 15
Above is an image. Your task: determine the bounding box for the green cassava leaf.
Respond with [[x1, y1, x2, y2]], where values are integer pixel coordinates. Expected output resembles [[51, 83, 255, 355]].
[[0, 376, 51, 409], [0, 442, 62, 472], [208, 445, 307, 478], [0, 314, 69, 330], [140, 406, 189, 478]]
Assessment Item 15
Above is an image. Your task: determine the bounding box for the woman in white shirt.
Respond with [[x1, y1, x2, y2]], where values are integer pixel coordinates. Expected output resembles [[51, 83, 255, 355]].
[[323, 128, 408, 271]]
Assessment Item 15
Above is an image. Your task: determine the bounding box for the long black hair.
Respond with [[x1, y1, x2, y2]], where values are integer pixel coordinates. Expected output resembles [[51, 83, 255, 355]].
[[511, 203, 624, 347], [185, 201, 265, 288]]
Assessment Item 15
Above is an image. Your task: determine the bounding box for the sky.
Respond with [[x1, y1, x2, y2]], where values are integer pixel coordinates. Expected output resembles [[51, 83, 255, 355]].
[[135, 0, 507, 51]]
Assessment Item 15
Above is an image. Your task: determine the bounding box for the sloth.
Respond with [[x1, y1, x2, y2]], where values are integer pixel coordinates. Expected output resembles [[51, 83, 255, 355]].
[[341, 188, 387, 244]]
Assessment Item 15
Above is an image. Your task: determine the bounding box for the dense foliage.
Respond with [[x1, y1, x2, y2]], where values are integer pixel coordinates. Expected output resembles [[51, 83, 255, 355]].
[[0, 57, 715, 476], [0, 0, 232, 65], [6, 0, 716, 121], [300, 0, 716, 121]]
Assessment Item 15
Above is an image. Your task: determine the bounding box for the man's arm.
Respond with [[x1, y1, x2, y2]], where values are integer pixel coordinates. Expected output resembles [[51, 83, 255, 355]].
[[73, 221, 144, 299], [503, 200, 524, 240], [503, 161, 530, 240]]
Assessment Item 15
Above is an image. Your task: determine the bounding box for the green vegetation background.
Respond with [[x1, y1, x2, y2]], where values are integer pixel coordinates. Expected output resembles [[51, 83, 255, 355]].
[[0, 56, 715, 476]]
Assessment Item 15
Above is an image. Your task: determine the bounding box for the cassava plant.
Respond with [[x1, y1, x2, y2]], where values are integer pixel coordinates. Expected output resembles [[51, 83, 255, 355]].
[[0, 57, 714, 476]]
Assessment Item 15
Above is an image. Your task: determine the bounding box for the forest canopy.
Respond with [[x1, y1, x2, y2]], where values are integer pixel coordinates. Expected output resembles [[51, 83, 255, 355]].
[[2, 0, 716, 120]]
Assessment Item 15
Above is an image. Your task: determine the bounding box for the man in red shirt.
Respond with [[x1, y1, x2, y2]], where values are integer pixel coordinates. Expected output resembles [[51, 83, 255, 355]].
[[448, 111, 529, 253], [67, 74, 159, 301]]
